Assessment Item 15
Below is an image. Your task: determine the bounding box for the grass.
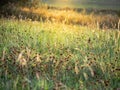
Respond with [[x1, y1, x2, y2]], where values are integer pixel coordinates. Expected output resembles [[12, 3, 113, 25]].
[[1, 3, 120, 29], [0, 18, 120, 90]]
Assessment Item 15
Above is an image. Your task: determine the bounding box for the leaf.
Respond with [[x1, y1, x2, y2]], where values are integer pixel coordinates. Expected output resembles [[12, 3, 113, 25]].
[[36, 53, 41, 63], [75, 63, 79, 75], [88, 66, 94, 77], [17, 50, 25, 62], [36, 72, 40, 80], [83, 72, 88, 80], [1, 47, 6, 61]]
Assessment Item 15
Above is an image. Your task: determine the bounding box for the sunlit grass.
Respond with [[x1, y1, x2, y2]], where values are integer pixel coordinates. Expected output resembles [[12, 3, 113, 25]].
[[1, 3, 119, 29], [0, 18, 120, 89], [20, 7, 119, 29]]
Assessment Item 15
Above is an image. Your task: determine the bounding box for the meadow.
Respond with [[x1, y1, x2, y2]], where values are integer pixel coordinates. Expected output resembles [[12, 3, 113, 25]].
[[0, 1, 120, 89], [0, 18, 120, 90]]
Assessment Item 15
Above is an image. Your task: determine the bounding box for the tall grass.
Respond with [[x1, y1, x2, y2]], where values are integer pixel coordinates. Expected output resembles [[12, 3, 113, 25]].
[[1, 3, 120, 29], [0, 18, 120, 90]]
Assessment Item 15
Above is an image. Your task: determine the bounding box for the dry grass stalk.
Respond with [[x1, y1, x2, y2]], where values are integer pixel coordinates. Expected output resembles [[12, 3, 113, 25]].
[[1, 48, 6, 61], [118, 19, 120, 30]]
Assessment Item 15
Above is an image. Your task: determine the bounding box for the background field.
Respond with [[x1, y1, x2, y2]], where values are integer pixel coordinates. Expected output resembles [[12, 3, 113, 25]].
[[44, 0, 120, 10]]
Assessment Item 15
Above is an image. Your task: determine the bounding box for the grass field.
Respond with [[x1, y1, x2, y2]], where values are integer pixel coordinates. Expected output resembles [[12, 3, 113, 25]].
[[0, 18, 120, 90]]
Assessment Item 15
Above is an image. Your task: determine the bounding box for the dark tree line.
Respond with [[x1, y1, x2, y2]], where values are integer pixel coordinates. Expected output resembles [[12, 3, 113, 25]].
[[0, 0, 20, 6], [0, 0, 43, 7], [0, 0, 34, 6]]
